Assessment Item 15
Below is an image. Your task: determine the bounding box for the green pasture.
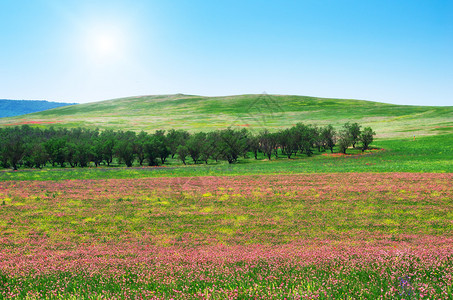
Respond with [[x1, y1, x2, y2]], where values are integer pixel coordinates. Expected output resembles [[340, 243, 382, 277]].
[[1, 94, 452, 138]]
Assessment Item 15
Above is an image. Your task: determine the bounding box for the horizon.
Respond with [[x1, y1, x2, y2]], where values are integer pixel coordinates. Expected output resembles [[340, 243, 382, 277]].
[[2, 92, 453, 107], [1, 1, 452, 106], [3, 93, 453, 110]]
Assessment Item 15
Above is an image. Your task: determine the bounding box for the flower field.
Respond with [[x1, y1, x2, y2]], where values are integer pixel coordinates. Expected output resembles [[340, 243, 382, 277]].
[[1, 173, 452, 299]]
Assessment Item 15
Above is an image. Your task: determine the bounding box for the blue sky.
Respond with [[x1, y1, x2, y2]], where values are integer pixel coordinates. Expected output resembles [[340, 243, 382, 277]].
[[0, 0, 452, 105]]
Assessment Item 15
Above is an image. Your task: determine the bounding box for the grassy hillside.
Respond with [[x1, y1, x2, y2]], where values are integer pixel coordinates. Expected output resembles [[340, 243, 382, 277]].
[[0, 94, 451, 138]]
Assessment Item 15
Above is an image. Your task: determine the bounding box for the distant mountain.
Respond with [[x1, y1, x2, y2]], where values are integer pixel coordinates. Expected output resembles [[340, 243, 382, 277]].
[[0, 100, 76, 118]]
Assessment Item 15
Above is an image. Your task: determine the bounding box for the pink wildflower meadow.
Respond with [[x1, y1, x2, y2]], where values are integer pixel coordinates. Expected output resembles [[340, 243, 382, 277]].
[[0, 173, 452, 299]]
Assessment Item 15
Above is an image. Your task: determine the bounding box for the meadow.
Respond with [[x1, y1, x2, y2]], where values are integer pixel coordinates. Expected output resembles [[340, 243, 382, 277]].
[[1, 95, 452, 299], [1, 173, 452, 299]]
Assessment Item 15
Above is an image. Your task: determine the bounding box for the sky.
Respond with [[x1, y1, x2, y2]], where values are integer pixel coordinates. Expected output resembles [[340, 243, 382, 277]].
[[0, 0, 452, 106]]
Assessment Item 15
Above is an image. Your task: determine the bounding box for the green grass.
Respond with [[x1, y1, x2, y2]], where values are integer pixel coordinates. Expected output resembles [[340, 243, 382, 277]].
[[1, 94, 452, 138], [1, 133, 451, 181], [3, 262, 451, 299]]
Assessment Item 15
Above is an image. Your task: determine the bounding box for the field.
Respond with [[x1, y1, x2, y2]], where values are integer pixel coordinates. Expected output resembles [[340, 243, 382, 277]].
[[1, 173, 452, 299], [0, 135, 452, 299], [1, 95, 453, 299]]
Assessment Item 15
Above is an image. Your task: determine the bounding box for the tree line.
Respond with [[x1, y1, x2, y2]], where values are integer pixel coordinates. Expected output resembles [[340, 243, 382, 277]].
[[0, 123, 375, 170]]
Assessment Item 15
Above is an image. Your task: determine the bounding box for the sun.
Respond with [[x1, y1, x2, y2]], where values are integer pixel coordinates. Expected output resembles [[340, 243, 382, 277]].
[[82, 24, 126, 65], [93, 34, 117, 57]]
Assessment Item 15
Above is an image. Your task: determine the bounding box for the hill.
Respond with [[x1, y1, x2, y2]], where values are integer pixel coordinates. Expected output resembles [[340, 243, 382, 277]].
[[0, 94, 451, 138], [0, 99, 76, 118]]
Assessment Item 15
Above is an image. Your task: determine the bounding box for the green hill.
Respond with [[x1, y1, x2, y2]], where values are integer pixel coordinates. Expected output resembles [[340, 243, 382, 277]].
[[0, 94, 451, 138]]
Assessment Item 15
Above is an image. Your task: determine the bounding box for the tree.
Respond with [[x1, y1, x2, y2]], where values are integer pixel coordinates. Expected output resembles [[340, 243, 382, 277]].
[[321, 125, 336, 153], [115, 131, 136, 167], [2, 127, 26, 170], [44, 137, 67, 167], [99, 129, 116, 166], [218, 128, 248, 164], [359, 127, 376, 152], [176, 145, 189, 165], [166, 129, 190, 159], [294, 123, 316, 157], [277, 128, 298, 159], [135, 131, 148, 166], [144, 136, 160, 166], [344, 122, 361, 148], [91, 138, 105, 167], [0, 122, 374, 170], [204, 131, 222, 163], [310, 125, 323, 153], [64, 141, 77, 168], [115, 140, 135, 167], [153, 132, 170, 164], [239, 129, 250, 159], [74, 142, 94, 167], [186, 132, 206, 164], [0, 129, 9, 168], [23, 143, 48, 169], [247, 134, 260, 160], [337, 127, 353, 154], [258, 129, 278, 160]]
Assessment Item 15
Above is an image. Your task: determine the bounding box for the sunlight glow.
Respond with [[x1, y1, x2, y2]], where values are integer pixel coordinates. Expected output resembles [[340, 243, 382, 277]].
[[81, 23, 128, 65], [93, 34, 117, 56]]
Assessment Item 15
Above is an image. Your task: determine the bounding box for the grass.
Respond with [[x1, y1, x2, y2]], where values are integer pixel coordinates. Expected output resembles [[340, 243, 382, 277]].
[[0, 94, 452, 138], [1, 173, 452, 299], [1, 174, 451, 244]]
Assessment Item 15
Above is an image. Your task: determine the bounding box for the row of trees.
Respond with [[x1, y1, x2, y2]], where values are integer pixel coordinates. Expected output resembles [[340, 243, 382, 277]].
[[0, 123, 375, 170]]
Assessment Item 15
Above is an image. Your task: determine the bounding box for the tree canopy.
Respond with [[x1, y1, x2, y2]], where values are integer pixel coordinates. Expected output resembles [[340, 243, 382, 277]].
[[0, 122, 376, 169]]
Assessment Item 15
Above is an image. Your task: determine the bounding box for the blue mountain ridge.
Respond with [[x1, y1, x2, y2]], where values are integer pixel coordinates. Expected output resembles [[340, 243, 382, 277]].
[[0, 100, 77, 118]]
